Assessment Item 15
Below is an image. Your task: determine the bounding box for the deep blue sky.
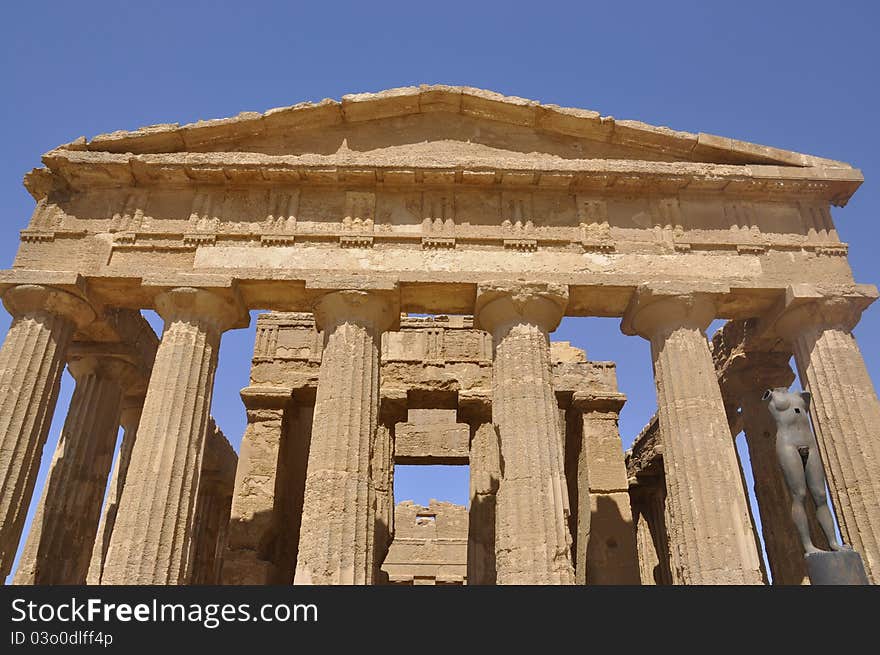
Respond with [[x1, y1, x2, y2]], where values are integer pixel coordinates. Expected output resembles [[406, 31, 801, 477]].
[[1, 1, 878, 582]]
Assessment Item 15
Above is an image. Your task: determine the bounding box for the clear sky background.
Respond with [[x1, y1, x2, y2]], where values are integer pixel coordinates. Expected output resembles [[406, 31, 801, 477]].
[[1, 1, 878, 583]]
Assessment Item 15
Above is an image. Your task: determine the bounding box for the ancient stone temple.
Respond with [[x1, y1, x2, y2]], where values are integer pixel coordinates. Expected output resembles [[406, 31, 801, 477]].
[[0, 86, 877, 585]]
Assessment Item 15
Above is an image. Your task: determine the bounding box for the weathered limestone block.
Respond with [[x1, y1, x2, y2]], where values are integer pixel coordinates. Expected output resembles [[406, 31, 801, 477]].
[[572, 392, 640, 584], [222, 388, 290, 585], [372, 422, 395, 582], [774, 291, 880, 582], [294, 290, 397, 585], [467, 417, 499, 585], [394, 414, 470, 464], [0, 284, 94, 578], [87, 398, 143, 584], [475, 282, 575, 585], [14, 354, 139, 584], [622, 287, 764, 584], [101, 287, 246, 584], [381, 501, 468, 585]]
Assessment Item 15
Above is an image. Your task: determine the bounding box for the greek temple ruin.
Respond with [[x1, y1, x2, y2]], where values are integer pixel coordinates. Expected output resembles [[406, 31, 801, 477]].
[[0, 86, 877, 585]]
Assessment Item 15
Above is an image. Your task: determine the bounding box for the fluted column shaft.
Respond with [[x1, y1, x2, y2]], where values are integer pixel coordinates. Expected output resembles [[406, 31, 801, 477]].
[[294, 290, 396, 585], [623, 290, 763, 584], [86, 400, 142, 584], [475, 282, 575, 585], [14, 355, 137, 584], [778, 297, 880, 582], [0, 284, 93, 577], [101, 287, 244, 584]]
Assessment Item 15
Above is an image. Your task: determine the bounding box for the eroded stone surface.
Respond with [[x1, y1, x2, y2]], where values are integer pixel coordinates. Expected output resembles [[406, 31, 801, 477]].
[[1, 88, 876, 586]]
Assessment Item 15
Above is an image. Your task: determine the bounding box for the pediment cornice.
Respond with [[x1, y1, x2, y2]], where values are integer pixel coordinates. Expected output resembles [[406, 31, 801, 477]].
[[29, 148, 863, 206]]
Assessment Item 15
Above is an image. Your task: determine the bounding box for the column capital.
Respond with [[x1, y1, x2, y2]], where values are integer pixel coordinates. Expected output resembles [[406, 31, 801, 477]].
[[2, 284, 95, 329], [621, 286, 718, 339], [769, 285, 878, 339], [474, 281, 568, 336], [154, 286, 249, 334], [312, 289, 399, 334], [67, 353, 143, 391]]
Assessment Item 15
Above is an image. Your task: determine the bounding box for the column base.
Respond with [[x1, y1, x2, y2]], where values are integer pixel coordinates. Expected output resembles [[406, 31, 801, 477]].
[[805, 550, 870, 585]]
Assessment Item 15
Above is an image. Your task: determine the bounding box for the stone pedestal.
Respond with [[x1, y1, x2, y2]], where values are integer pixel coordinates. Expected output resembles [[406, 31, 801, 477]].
[[805, 550, 870, 585], [101, 287, 246, 584], [622, 288, 764, 584], [294, 290, 397, 585], [86, 398, 143, 584], [475, 282, 575, 585], [0, 284, 94, 578], [14, 354, 138, 584], [776, 294, 880, 583]]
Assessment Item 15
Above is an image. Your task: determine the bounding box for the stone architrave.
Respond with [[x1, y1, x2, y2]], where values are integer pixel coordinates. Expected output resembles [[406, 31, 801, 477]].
[[773, 289, 880, 582], [0, 284, 94, 578], [86, 397, 143, 584], [622, 287, 764, 584], [14, 353, 138, 584], [293, 290, 397, 585], [475, 282, 575, 585], [101, 287, 247, 585]]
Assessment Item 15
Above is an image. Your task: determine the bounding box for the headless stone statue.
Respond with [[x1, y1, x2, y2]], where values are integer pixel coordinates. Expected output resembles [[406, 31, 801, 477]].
[[762, 387, 849, 554]]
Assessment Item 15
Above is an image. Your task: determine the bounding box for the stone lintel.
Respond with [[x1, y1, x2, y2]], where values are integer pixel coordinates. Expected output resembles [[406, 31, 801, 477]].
[[571, 391, 626, 414], [394, 422, 470, 464], [0, 270, 89, 298]]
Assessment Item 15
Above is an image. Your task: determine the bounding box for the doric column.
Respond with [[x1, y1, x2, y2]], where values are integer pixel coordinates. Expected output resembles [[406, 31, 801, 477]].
[[773, 289, 880, 582], [0, 284, 94, 578], [101, 287, 246, 584], [475, 282, 575, 585], [86, 396, 143, 584], [622, 287, 764, 584], [14, 353, 139, 584], [294, 290, 397, 585], [571, 392, 640, 584]]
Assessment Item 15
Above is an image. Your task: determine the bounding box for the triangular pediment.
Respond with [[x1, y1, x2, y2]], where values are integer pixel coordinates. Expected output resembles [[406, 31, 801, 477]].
[[53, 85, 852, 170]]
